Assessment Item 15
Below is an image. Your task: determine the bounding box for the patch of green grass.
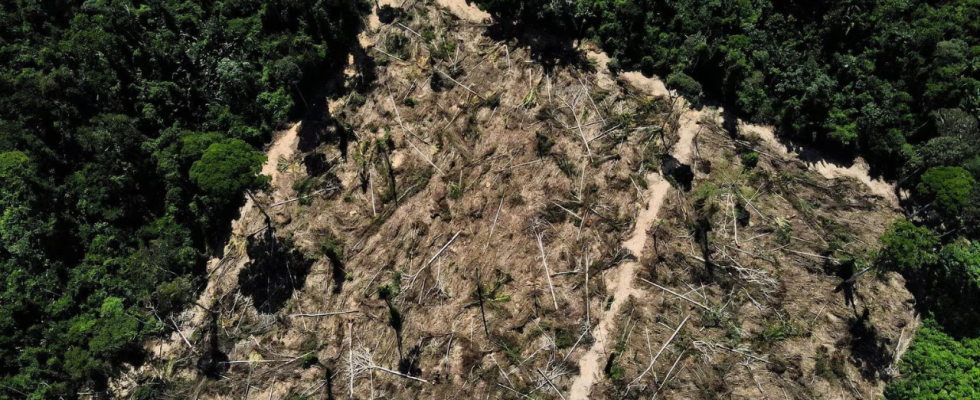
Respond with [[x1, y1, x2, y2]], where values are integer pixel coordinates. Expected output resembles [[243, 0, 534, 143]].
[[448, 181, 463, 200]]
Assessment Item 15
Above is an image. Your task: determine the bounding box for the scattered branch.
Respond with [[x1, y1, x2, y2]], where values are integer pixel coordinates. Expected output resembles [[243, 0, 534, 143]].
[[290, 310, 359, 318], [639, 278, 709, 310], [628, 315, 691, 391], [536, 232, 559, 309]]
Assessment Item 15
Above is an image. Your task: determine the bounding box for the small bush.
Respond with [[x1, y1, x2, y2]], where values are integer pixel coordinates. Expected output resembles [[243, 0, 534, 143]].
[[482, 94, 501, 108], [694, 181, 719, 200], [448, 181, 463, 200], [348, 92, 367, 107], [774, 217, 792, 245], [666, 71, 702, 100], [535, 132, 555, 156], [607, 57, 621, 73], [741, 152, 760, 169], [554, 327, 575, 349], [300, 353, 319, 369]]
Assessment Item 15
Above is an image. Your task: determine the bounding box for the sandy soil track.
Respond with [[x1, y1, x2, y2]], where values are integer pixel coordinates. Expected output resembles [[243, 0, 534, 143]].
[[567, 84, 699, 400]]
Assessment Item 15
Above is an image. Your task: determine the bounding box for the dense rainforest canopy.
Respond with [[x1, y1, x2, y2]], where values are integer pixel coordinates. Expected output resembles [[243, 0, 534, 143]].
[[0, 0, 365, 397], [479, 0, 980, 176], [474, 0, 980, 398]]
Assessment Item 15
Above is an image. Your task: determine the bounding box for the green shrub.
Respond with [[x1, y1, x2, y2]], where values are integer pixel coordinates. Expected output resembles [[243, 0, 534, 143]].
[[300, 353, 319, 369], [348, 92, 368, 107], [607, 57, 621, 73], [666, 71, 702, 100], [535, 132, 555, 156], [554, 327, 576, 349], [917, 166, 975, 219], [448, 181, 464, 200], [483, 94, 501, 108], [741, 152, 760, 169], [878, 220, 939, 275]]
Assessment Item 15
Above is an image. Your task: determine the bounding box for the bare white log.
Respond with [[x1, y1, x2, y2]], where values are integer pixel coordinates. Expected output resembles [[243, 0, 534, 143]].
[[561, 96, 593, 161], [405, 136, 445, 175], [428, 231, 461, 266], [694, 341, 770, 364], [170, 317, 195, 353], [290, 310, 359, 318], [349, 320, 354, 398], [786, 249, 838, 261], [485, 197, 504, 250], [552, 202, 583, 220], [436, 69, 485, 100], [578, 77, 605, 127], [270, 187, 338, 207], [653, 350, 687, 398], [639, 277, 709, 310], [367, 366, 430, 384], [369, 167, 377, 217], [397, 23, 423, 39], [372, 47, 406, 63], [628, 315, 691, 391], [223, 351, 314, 365], [494, 158, 543, 172], [536, 232, 559, 309], [536, 368, 567, 400]]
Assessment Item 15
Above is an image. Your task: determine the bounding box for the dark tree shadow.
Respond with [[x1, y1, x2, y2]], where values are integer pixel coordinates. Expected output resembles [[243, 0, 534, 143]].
[[376, 3, 400, 25], [319, 234, 346, 295], [848, 308, 893, 382], [324, 366, 336, 400], [661, 154, 694, 191], [238, 230, 314, 314], [398, 342, 423, 376], [349, 40, 378, 93], [763, 127, 898, 185], [303, 152, 331, 175], [483, 22, 592, 76], [721, 107, 741, 138], [295, 10, 376, 156], [297, 103, 335, 153], [196, 313, 229, 379], [201, 195, 254, 261]]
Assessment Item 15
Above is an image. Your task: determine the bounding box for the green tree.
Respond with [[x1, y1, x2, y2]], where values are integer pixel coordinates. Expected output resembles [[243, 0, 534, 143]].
[[878, 220, 939, 276], [886, 320, 980, 399], [190, 139, 270, 207], [917, 166, 976, 219]]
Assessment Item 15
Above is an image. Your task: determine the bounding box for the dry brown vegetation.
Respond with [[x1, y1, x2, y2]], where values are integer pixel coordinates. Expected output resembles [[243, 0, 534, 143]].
[[598, 113, 917, 399], [126, 1, 916, 399]]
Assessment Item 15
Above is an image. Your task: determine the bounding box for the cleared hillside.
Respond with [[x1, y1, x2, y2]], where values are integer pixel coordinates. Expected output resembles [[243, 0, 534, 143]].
[[124, 1, 915, 399]]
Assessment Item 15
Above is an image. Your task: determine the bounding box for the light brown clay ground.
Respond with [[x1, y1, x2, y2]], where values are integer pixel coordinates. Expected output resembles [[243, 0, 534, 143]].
[[435, 0, 490, 22]]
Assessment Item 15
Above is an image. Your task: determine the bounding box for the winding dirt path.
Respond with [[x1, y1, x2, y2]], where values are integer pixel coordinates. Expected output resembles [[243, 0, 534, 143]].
[[741, 123, 898, 206], [568, 85, 699, 399]]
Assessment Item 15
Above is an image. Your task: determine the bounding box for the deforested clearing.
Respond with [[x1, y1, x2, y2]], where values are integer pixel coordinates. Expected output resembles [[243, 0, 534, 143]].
[[123, 2, 915, 399]]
